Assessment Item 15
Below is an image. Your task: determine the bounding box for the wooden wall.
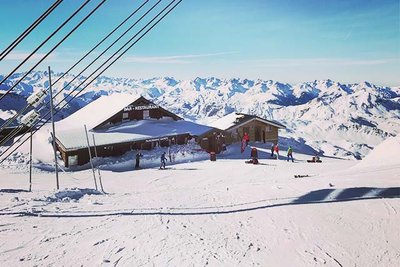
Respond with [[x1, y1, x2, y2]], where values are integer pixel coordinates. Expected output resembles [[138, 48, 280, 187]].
[[229, 120, 279, 144]]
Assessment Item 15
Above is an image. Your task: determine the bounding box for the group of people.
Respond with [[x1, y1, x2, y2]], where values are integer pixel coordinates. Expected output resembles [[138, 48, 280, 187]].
[[241, 132, 295, 162], [270, 144, 294, 162], [135, 132, 296, 170]]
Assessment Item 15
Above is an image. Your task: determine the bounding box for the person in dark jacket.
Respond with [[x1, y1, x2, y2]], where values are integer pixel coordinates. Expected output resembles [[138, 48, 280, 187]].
[[287, 146, 294, 162], [160, 152, 167, 169], [135, 151, 143, 169], [250, 147, 259, 164], [270, 143, 275, 158]]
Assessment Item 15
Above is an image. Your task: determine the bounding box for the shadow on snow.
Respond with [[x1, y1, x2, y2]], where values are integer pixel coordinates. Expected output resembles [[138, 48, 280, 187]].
[[2, 187, 399, 218]]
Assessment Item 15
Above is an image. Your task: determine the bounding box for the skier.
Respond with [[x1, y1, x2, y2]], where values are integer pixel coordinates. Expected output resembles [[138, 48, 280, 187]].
[[287, 146, 294, 162], [160, 152, 167, 169], [270, 143, 275, 158], [135, 151, 143, 169], [274, 144, 280, 160]]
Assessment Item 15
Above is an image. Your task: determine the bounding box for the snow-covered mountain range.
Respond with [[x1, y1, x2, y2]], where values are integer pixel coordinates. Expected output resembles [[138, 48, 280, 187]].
[[1, 71, 399, 159]]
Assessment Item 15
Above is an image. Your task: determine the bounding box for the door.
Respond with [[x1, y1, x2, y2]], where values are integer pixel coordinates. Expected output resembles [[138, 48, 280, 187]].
[[255, 126, 261, 141]]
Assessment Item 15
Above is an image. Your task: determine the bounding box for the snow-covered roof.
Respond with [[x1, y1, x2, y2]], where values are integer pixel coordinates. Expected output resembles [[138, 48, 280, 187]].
[[56, 93, 139, 131], [209, 112, 286, 131], [56, 118, 214, 151], [208, 113, 245, 130]]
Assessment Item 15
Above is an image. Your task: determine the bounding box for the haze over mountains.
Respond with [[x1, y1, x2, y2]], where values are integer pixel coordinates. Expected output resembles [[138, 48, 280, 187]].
[[1, 71, 399, 159]]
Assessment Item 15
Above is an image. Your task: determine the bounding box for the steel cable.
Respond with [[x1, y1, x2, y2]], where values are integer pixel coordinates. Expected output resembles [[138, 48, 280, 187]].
[[0, 0, 183, 163], [0, 0, 63, 61], [0, 0, 103, 103], [0, 0, 162, 147], [0, 0, 150, 135]]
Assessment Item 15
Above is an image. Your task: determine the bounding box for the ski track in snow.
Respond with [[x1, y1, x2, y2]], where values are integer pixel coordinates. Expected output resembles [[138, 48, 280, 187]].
[[0, 146, 400, 266]]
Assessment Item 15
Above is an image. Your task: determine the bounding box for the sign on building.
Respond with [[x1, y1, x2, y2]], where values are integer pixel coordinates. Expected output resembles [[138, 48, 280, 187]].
[[123, 104, 159, 112]]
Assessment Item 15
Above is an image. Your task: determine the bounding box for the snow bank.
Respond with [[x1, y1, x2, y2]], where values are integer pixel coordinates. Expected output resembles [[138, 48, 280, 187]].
[[356, 135, 400, 168], [43, 188, 103, 203]]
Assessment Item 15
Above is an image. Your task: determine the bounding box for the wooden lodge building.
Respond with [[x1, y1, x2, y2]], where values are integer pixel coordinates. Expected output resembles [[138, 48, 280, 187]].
[[208, 112, 286, 145], [55, 94, 222, 167]]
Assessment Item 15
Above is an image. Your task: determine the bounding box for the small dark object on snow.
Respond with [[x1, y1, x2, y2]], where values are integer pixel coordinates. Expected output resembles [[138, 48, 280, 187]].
[[329, 183, 334, 187], [294, 174, 310, 178], [245, 158, 259, 164], [245, 147, 259, 164], [307, 155, 322, 163]]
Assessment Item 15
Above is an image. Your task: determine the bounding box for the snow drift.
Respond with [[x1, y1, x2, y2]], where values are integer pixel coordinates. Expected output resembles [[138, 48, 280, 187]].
[[356, 135, 400, 169]]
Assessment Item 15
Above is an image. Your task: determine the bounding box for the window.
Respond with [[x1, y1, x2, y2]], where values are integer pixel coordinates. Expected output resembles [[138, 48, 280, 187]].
[[122, 112, 129, 120], [68, 155, 78, 166], [266, 125, 272, 132]]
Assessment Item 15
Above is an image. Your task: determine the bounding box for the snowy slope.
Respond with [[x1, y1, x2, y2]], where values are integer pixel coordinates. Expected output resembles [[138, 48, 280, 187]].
[[0, 144, 399, 266], [355, 135, 400, 169], [1, 71, 399, 159]]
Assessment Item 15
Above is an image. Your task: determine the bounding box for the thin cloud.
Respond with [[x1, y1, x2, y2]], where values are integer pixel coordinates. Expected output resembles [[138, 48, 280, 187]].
[[247, 58, 397, 67], [122, 52, 238, 64]]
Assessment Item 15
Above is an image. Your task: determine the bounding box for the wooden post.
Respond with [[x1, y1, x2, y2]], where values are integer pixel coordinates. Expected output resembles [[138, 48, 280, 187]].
[[92, 134, 105, 193], [84, 125, 98, 190], [48, 66, 59, 190], [29, 130, 33, 192]]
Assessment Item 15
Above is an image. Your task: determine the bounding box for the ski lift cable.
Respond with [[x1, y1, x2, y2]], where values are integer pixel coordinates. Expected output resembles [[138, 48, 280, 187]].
[[0, 0, 150, 135], [0, 126, 24, 147], [0, 0, 161, 147], [0, 0, 183, 163], [0, 0, 177, 158], [0, 0, 64, 61], [56, 0, 178, 106], [49, 0, 161, 103], [0, 0, 180, 161], [46, 0, 175, 115], [0, 0, 166, 147], [0, 0, 104, 103], [0, 0, 92, 89], [0, 114, 48, 148]]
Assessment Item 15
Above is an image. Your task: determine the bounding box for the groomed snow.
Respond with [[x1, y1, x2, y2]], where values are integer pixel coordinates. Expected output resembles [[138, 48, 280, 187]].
[[0, 142, 399, 266]]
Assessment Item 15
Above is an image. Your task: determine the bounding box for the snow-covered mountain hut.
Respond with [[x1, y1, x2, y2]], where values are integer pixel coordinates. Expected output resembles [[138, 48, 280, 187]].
[[55, 94, 219, 167], [208, 112, 286, 145]]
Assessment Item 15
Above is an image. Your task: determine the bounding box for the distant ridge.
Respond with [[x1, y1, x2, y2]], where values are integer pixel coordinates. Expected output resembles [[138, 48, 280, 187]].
[[1, 71, 399, 159]]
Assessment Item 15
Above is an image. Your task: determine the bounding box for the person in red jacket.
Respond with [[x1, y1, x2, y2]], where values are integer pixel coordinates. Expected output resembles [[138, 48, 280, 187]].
[[243, 132, 250, 146], [274, 144, 280, 160]]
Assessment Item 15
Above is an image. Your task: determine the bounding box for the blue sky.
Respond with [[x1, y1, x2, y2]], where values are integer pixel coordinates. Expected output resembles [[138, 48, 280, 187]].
[[0, 0, 399, 86]]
